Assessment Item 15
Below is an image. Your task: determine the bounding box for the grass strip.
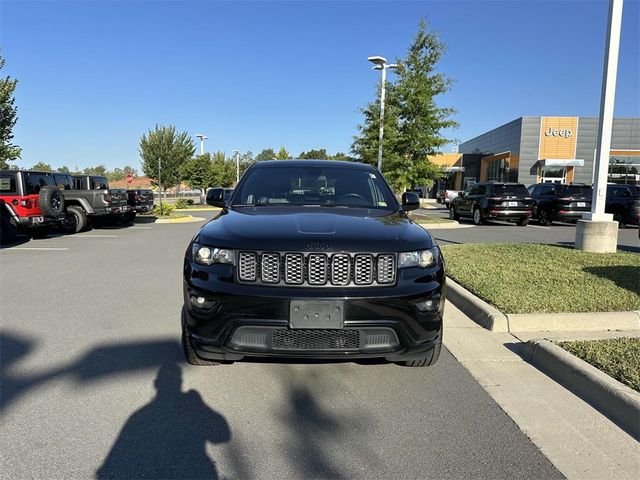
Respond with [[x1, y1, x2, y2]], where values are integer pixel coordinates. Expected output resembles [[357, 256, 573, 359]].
[[440, 243, 640, 314], [557, 338, 640, 392]]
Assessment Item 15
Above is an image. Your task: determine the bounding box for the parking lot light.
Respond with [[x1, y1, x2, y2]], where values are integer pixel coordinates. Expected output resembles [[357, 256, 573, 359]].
[[368, 56, 398, 171]]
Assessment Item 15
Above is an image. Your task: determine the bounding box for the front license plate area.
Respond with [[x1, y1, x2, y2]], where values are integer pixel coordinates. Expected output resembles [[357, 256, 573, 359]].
[[290, 300, 344, 329]]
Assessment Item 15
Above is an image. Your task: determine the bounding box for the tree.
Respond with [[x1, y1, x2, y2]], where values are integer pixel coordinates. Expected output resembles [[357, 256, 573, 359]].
[[31, 161, 53, 172], [58, 165, 71, 173], [275, 147, 291, 160], [181, 154, 213, 192], [329, 152, 353, 161], [83, 165, 107, 177], [210, 151, 235, 187], [239, 151, 255, 176], [139, 125, 195, 190], [298, 149, 328, 160], [0, 51, 21, 169], [255, 148, 276, 161], [108, 168, 126, 182], [351, 20, 457, 191], [123, 165, 138, 177]]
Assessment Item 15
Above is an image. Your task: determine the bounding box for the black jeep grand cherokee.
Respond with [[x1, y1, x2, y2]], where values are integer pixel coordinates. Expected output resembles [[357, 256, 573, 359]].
[[182, 160, 445, 367]]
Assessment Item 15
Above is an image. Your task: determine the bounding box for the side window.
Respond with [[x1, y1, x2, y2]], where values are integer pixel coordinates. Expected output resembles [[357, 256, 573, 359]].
[[53, 174, 73, 190], [0, 173, 17, 194], [527, 185, 536, 195], [541, 186, 555, 196], [91, 177, 109, 190], [471, 185, 485, 196]]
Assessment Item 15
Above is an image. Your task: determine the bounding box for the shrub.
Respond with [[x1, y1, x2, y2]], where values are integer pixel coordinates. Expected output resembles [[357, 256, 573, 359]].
[[175, 198, 188, 209], [153, 202, 175, 216]]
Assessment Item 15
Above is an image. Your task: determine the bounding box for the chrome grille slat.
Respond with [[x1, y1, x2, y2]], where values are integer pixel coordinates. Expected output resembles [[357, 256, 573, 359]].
[[260, 252, 280, 283], [237, 251, 397, 288], [238, 252, 257, 281]]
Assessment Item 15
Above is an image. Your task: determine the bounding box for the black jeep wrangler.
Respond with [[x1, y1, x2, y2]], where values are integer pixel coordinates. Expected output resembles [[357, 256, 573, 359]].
[[182, 160, 445, 367]]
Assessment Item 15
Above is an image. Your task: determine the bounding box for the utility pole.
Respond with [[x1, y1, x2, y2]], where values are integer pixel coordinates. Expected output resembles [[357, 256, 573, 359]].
[[575, 0, 623, 253], [196, 134, 208, 155], [233, 150, 241, 185]]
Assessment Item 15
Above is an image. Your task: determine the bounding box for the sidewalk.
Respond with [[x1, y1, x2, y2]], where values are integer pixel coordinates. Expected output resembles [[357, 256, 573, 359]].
[[444, 301, 640, 479]]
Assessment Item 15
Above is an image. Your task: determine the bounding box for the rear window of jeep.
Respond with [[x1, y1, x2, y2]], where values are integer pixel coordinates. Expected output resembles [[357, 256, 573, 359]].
[[24, 173, 55, 195]]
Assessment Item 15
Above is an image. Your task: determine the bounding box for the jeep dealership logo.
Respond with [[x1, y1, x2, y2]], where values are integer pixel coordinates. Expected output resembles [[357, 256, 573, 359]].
[[545, 128, 572, 138]]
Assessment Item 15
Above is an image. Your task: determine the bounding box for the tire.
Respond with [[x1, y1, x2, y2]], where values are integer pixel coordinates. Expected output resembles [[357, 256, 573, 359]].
[[400, 335, 442, 367], [449, 205, 459, 221], [445, 203, 450, 210], [516, 218, 529, 226], [538, 209, 551, 226], [473, 207, 484, 226], [613, 212, 626, 228], [38, 186, 65, 217], [181, 309, 219, 366], [0, 213, 17, 244], [60, 205, 87, 234]]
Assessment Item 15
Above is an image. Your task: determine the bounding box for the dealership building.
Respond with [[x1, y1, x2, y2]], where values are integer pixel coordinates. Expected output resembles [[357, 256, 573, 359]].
[[430, 116, 640, 191]]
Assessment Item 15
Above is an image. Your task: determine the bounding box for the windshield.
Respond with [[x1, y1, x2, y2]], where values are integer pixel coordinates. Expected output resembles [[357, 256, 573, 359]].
[[492, 184, 528, 197], [561, 185, 593, 196], [232, 165, 397, 209]]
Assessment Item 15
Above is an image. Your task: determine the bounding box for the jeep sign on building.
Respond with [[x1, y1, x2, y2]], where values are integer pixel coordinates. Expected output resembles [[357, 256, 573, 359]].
[[456, 116, 640, 186]]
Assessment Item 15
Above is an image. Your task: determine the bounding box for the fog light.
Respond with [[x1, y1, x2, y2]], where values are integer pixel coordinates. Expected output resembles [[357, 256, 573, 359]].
[[189, 295, 217, 309], [415, 297, 439, 312]]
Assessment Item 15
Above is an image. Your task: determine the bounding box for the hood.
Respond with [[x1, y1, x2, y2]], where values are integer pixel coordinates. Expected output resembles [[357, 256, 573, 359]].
[[196, 207, 434, 252]]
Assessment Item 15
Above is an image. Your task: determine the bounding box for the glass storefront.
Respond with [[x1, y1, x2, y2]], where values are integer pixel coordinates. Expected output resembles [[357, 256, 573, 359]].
[[608, 156, 639, 185]]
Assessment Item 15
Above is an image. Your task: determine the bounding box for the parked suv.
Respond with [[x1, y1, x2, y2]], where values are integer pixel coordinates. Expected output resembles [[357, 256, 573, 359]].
[[527, 183, 592, 226], [449, 182, 532, 226], [606, 184, 640, 227], [120, 188, 155, 223], [0, 170, 66, 241], [182, 160, 445, 367]]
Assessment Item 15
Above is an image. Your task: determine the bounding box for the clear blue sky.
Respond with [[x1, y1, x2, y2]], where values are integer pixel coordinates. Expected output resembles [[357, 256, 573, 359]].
[[2, 0, 639, 171]]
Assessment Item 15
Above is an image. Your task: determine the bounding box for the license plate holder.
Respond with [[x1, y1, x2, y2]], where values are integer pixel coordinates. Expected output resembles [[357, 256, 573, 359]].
[[289, 300, 344, 329], [577, 202, 586, 207]]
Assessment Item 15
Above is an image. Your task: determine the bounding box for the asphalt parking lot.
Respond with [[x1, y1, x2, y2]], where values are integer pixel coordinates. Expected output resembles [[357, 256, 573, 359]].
[[419, 207, 640, 252], [0, 213, 562, 480]]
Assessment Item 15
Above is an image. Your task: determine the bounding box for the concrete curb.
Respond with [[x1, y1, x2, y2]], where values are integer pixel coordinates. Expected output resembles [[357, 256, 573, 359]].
[[154, 215, 207, 224], [446, 277, 640, 333], [523, 339, 640, 440], [174, 208, 221, 212], [446, 278, 509, 332]]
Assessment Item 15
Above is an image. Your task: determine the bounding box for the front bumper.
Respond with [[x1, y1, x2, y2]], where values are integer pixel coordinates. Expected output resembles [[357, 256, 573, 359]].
[[183, 261, 445, 362]]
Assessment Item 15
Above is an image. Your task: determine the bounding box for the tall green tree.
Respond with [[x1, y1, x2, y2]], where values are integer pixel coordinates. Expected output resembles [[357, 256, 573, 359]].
[[210, 151, 236, 187], [255, 148, 276, 161], [83, 165, 107, 177], [32, 161, 53, 172], [352, 20, 457, 191], [298, 149, 328, 159], [329, 152, 353, 161], [139, 125, 195, 189], [0, 52, 21, 169], [239, 151, 255, 176], [275, 147, 291, 160], [108, 168, 126, 181], [181, 154, 213, 191], [58, 165, 71, 173]]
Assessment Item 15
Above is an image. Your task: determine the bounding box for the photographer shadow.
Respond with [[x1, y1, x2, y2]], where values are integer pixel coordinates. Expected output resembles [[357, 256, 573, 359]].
[[96, 362, 230, 480]]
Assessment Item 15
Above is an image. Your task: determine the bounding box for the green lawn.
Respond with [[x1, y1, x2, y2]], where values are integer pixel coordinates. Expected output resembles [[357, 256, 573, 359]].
[[558, 338, 640, 392], [415, 216, 456, 225], [441, 243, 640, 314]]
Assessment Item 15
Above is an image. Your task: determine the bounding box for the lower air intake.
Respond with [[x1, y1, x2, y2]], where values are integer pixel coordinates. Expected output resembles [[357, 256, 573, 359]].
[[272, 329, 359, 351]]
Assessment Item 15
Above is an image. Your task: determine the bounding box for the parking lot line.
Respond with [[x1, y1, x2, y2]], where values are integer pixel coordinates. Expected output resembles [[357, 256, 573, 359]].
[[3, 247, 70, 251], [69, 234, 120, 238], [129, 226, 152, 230], [528, 225, 551, 230]]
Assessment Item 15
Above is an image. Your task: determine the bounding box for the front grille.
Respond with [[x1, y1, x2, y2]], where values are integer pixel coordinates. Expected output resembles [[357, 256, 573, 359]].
[[236, 251, 397, 288], [272, 329, 360, 350]]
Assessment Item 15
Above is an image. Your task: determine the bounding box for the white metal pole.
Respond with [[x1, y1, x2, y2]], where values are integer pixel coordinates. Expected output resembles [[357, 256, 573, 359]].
[[158, 156, 162, 205], [377, 65, 387, 171], [236, 151, 240, 185], [200, 139, 205, 155], [586, 0, 623, 221]]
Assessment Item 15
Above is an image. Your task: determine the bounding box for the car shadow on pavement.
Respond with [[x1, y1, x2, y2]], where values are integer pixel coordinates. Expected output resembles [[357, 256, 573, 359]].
[[0, 234, 30, 249], [0, 331, 233, 479], [582, 265, 640, 296]]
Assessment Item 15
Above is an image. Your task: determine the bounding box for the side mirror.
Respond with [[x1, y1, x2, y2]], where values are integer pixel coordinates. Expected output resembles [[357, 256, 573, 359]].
[[401, 191, 420, 211], [206, 188, 225, 207]]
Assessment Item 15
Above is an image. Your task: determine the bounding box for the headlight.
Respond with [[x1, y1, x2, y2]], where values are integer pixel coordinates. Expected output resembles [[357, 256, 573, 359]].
[[398, 248, 438, 268], [192, 243, 235, 266]]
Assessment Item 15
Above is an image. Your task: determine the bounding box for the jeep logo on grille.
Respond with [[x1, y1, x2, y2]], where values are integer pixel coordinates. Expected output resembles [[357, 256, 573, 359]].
[[306, 242, 330, 251]]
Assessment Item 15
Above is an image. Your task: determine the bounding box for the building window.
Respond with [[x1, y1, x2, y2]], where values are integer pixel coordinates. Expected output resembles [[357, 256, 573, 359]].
[[487, 159, 508, 182], [609, 156, 639, 185]]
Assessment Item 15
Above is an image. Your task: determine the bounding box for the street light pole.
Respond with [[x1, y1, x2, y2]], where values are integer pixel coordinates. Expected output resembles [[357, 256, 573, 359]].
[[233, 150, 240, 185], [368, 56, 398, 171], [575, 0, 624, 253], [196, 134, 208, 155], [158, 155, 162, 206]]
